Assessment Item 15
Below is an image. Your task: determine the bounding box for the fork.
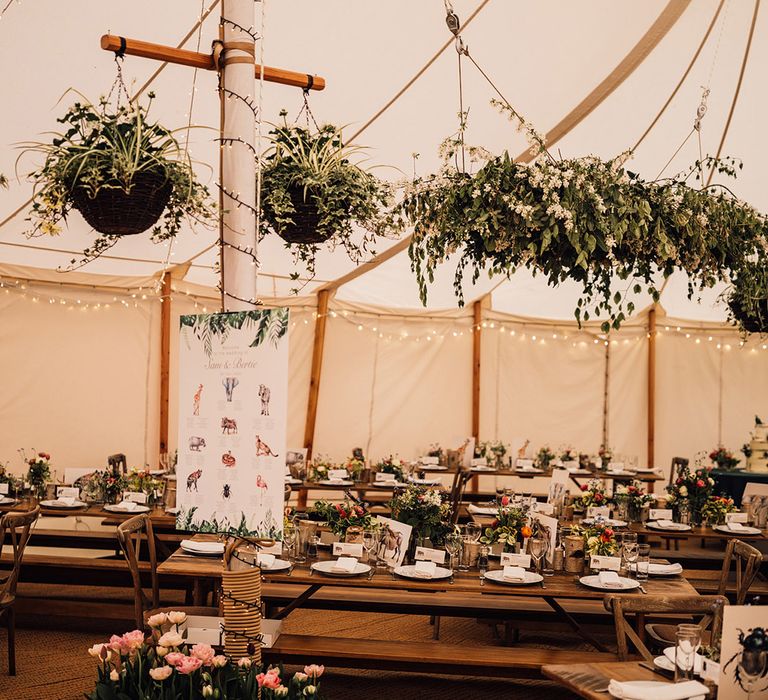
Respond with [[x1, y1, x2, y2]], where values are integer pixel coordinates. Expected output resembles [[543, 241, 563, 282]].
[[367, 568, 376, 581]]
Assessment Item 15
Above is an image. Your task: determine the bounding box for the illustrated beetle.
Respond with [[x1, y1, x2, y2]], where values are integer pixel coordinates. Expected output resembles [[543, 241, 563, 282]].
[[222, 483, 231, 499], [723, 627, 768, 692]]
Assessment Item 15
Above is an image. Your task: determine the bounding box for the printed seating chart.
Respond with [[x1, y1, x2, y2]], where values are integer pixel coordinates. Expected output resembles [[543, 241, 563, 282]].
[[176, 310, 289, 539]]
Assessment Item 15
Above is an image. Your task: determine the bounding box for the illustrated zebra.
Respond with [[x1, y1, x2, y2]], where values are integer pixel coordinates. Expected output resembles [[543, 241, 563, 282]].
[[259, 384, 271, 416]]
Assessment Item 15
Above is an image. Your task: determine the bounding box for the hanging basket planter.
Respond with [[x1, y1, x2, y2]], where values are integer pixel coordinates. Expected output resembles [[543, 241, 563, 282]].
[[728, 292, 768, 334], [70, 170, 173, 236], [275, 184, 331, 245]]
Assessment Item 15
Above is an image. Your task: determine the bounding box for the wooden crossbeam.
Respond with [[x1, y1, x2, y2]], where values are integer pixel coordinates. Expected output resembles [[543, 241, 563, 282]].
[[100, 34, 325, 91]]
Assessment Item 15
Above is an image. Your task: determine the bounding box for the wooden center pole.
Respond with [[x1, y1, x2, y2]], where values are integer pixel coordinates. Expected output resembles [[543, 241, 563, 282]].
[[304, 290, 331, 463], [472, 301, 483, 441], [159, 271, 172, 454], [647, 307, 657, 475]]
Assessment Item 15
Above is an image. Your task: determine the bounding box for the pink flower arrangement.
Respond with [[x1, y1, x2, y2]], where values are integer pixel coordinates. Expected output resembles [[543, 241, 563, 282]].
[[175, 656, 203, 675], [190, 643, 215, 666], [257, 668, 282, 689]]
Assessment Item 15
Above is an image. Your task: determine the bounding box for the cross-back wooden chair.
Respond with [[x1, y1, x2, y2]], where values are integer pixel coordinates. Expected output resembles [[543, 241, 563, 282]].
[[0, 506, 40, 675], [284, 483, 292, 503], [448, 466, 473, 525], [606, 594, 727, 662], [108, 453, 127, 475], [668, 457, 689, 486], [117, 514, 218, 630]]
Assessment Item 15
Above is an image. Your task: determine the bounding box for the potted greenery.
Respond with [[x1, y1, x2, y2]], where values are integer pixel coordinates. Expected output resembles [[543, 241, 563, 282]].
[[20, 92, 215, 262], [259, 113, 399, 284]]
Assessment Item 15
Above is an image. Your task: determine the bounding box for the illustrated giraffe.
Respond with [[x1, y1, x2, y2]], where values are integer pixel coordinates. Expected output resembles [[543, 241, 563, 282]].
[[192, 384, 203, 416]]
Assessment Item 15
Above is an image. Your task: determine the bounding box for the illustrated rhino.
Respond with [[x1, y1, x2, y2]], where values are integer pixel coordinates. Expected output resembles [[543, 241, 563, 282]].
[[189, 436, 206, 451]]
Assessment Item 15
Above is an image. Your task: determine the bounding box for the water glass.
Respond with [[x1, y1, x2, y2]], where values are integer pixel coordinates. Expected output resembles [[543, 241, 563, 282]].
[[528, 535, 546, 574], [635, 543, 651, 580], [282, 524, 297, 562], [465, 522, 481, 543], [620, 532, 638, 575], [675, 624, 701, 682], [445, 532, 463, 572], [362, 528, 377, 564]]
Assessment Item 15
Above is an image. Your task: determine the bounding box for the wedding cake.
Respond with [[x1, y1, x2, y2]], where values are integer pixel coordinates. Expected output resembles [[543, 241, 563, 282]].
[[746, 416, 768, 472]]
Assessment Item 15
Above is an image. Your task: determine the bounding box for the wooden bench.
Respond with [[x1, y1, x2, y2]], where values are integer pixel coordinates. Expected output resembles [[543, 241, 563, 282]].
[[263, 634, 618, 677]]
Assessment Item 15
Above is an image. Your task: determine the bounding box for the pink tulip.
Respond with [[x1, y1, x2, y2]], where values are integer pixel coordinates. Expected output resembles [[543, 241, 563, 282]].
[[190, 643, 215, 666], [122, 630, 145, 652], [257, 669, 282, 689], [176, 656, 203, 675], [303, 664, 325, 679], [149, 665, 174, 681], [501, 495, 510, 506], [164, 652, 185, 667]]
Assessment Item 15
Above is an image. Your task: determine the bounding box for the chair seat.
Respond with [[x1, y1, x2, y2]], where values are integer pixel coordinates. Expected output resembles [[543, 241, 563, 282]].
[[645, 622, 712, 649], [143, 605, 221, 627]]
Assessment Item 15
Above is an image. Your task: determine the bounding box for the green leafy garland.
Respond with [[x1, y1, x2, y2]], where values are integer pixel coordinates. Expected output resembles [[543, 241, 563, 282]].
[[400, 103, 768, 332]]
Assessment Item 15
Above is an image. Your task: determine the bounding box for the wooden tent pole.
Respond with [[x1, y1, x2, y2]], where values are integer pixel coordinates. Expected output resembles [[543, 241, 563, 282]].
[[100, 34, 325, 90], [304, 289, 331, 462], [472, 300, 483, 441], [159, 271, 172, 454], [648, 307, 657, 476]]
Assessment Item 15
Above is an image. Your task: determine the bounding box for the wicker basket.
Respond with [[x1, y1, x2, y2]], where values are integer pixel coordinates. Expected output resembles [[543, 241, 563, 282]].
[[222, 540, 263, 662], [71, 170, 172, 236], [729, 294, 768, 333], [277, 185, 333, 245]]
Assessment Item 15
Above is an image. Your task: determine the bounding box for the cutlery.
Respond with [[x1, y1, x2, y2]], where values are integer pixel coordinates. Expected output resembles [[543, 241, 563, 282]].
[[638, 584, 647, 594], [449, 574, 454, 585], [539, 578, 546, 589], [479, 571, 486, 586], [639, 661, 674, 680], [309, 567, 315, 577], [286, 564, 294, 577], [367, 568, 375, 581]]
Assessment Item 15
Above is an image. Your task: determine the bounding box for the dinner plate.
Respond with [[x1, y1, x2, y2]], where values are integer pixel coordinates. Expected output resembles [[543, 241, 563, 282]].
[[516, 468, 544, 474], [646, 521, 692, 532], [647, 562, 684, 576], [608, 680, 705, 700], [285, 477, 303, 485], [371, 481, 405, 488], [394, 564, 452, 581], [581, 518, 627, 528], [579, 575, 640, 591], [310, 560, 371, 577], [421, 465, 448, 471], [471, 466, 497, 472], [408, 478, 441, 485], [483, 569, 544, 586], [654, 655, 675, 672], [0, 496, 17, 506], [257, 558, 292, 572], [714, 524, 762, 536], [317, 479, 354, 486], [104, 503, 151, 514], [39, 499, 87, 509]]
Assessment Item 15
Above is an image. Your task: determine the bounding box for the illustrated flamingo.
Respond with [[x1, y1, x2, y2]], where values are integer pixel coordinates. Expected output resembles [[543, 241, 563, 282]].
[[256, 475, 268, 507]]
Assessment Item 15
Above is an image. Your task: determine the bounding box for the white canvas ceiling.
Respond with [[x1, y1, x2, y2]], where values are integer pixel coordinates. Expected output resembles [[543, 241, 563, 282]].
[[0, 0, 764, 321]]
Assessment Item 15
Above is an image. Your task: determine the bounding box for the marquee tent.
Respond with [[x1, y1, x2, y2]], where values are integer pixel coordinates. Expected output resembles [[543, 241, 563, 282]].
[[0, 0, 766, 478]]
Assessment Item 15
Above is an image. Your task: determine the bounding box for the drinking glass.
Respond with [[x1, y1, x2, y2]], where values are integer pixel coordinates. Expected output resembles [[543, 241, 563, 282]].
[[675, 624, 701, 682], [458, 533, 472, 572], [620, 532, 638, 575], [738, 649, 767, 699], [635, 543, 651, 580], [445, 532, 463, 573], [465, 522, 481, 543], [375, 527, 389, 568], [362, 528, 377, 564], [528, 536, 546, 574], [495, 486, 504, 505]]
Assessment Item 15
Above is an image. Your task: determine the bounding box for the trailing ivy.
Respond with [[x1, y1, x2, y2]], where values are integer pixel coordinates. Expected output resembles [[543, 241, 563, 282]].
[[400, 109, 768, 333]]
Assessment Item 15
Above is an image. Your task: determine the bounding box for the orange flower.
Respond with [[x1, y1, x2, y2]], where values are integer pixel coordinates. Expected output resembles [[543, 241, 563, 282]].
[[521, 525, 532, 538]]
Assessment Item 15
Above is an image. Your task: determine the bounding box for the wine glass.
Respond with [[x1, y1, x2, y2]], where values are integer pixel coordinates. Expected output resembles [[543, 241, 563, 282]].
[[528, 535, 546, 574], [362, 528, 377, 564], [282, 524, 297, 562], [739, 649, 767, 699], [445, 532, 463, 573]]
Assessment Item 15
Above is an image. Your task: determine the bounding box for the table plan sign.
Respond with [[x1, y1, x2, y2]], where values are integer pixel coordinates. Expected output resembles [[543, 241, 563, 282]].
[[176, 309, 289, 539]]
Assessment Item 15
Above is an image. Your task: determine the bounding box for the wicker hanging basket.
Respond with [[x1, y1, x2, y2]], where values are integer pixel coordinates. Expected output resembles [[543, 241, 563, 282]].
[[729, 294, 768, 334], [277, 184, 334, 245], [71, 170, 172, 236]]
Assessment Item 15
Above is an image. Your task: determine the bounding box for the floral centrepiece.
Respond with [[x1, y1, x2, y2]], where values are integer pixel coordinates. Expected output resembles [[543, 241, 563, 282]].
[[479, 496, 531, 550], [78, 470, 129, 504], [709, 447, 741, 471], [580, 522, 619, 557], [375, 456, 407, 482], [535, 446, 556, 470], [87, 614, 323, 699], [390, 485, 452, 545], [311, 499, 372, 538], [126, 469, 165, 505], [613, 481, 655, 521], [308, 456, 335, 483], [477, 441, 508, 468], [700, 495, 736, 526], [574, 479, 610, 511], [342, 456, 366, 481], [667, 466, 715, 525], [25, 451, 51, 499]]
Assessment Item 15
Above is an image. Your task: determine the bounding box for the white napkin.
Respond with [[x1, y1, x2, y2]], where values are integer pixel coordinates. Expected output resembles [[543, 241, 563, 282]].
[[598, 571, 621, 586], [413, 561, 437, 579], [116, 500, 138, 511], [608, 679, 707, 700], [664, 646, 704, 673], [467, 504, 497, 515], [657, 519, 686, 530], [726, 521, 746, 532], [331, 556, 358, 573], [502, 566, 526, 581], [180, 539, 225, 554], [647, 563, 683, 575], [257, 553, 276, 568], [56, 497, 76, 506]]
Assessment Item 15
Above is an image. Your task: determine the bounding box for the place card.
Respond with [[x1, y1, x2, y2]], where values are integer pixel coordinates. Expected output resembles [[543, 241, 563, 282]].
[[725, 512, 749, 524], [122, 491, 148, 504], [471, 457, 487, 467], [500, 552, 531, 568], [590, 555, 621, 571], [57, 486, 80, 499], [332, 542, 363, 557], [607, 462, 625, 471], [375, 472, 396, 483], [414, 546, 446, 564], [0, 483, 9, 495], [328, 469, 349, 480], [530, 501, 555, 515], [649, 508, 673, 520], [587, 506, 611, 519], [562, 460, 580, 471], [420, 456, 439, 465], [516, 459, 535, 468]]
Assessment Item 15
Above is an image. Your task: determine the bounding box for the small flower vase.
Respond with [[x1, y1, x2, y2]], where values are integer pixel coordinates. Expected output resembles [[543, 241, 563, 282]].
[[627, 501, 644, 523], [564, 535, 585, 574], [33, 483, 46, 501], [615, 500, 629, 522], [344, 526, 363, 544], [675, 501, 690, 525]]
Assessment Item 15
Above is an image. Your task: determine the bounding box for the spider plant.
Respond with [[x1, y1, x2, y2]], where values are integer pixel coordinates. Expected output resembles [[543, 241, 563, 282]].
[[18, 90, 215, 265], [259, 111, 401, 290]]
